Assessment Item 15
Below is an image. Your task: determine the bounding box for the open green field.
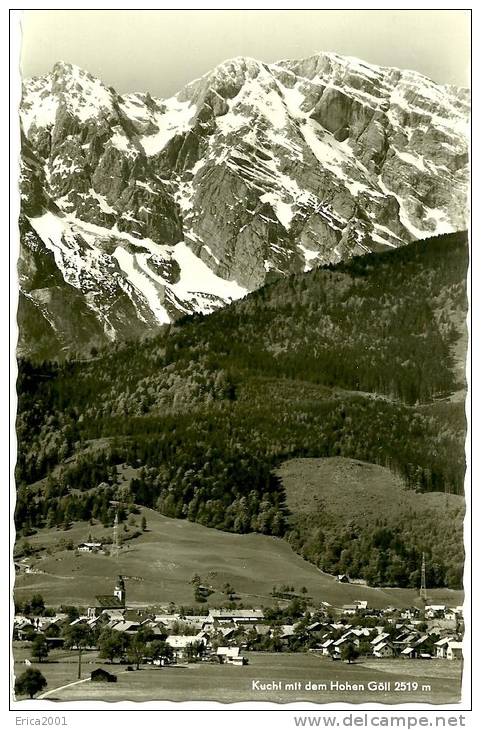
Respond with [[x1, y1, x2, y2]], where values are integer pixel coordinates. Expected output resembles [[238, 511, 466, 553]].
[[13, 644, 110, 695], [14, 507, 462, 610], [13, 646, 462, 704], [278, 457, 464, 521]]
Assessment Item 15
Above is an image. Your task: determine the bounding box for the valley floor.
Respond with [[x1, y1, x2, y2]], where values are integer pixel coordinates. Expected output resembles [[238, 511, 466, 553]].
[[13, 647, 462, 705]]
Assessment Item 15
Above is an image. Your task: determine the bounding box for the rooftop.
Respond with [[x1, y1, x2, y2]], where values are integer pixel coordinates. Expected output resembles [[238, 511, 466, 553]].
[[95, 595, 124, 608]]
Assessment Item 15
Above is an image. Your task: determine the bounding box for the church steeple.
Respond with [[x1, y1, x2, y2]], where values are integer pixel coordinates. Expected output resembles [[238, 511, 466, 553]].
[[114, 575, 126, 607]]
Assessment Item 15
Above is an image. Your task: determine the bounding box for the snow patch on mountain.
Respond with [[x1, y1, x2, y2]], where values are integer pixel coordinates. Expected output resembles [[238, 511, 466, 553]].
[[298, 243, 321, 272], [172, 242, 248, 301], [139, 97, 197, 156], [113, 247, 170, 324], [260, 192, 295, 229], [27, 209, 247, 336], [20, 77, 57, 134]]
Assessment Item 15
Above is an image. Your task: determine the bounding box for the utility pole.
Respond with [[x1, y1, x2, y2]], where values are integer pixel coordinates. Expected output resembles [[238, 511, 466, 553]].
[[420, 552, 428, 603], [113, 511, 120, 559]]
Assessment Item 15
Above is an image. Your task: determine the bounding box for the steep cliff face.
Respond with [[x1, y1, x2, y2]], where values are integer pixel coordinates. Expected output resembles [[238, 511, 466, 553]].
[[18, 53, 469, 358]]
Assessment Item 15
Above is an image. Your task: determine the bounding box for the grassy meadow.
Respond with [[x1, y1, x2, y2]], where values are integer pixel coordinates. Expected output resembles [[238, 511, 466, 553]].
[[13, 646, 463, 704], [15, 506, 463, 610]]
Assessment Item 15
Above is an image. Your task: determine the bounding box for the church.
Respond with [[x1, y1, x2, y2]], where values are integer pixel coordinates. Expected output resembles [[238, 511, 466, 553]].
[[88, 575, 126, 617]]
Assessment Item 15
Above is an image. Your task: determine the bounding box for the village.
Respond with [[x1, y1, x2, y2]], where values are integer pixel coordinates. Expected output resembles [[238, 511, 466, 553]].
[[13, 560, 464, 696]]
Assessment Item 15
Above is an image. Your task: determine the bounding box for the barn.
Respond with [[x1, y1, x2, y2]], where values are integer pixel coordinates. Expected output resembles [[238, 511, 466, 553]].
[[91, 668, 117, 683]]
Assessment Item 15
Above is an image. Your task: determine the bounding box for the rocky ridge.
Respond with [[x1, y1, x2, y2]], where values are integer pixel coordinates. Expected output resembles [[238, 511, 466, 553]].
[[18, 53, 469, 358]]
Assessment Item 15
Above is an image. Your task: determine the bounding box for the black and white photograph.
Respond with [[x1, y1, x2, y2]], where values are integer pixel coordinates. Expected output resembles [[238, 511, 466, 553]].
[[10, 8, 471, 710]]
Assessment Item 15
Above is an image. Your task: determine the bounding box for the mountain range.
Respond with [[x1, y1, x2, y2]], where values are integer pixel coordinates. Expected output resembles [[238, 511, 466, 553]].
[[18, 52, 469, 360]]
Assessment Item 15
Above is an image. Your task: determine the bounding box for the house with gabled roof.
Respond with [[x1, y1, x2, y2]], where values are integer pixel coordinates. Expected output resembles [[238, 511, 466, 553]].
[[166, 634, 206, 661], [372, 640, 394, 658], [435, 636, 455, 658], [154, 613, 181, 623], [216, 646, 247, 665], [182, 614, 214, 625], [401, 607, 421, 621], [401, 634, 434, 659], [255, 624, 271, 637], [353, 600, 368, 610], [101, 609, 124, 624], [446, 641, 463, 660], [320, 638, 335, 656], [424, 605, 446, 619], [209, 609, 263, 624], [218, 626, 236, 639], [111, 620, 140, 635], [444, 607, 461, 623], [78, 541, 102, 553], [123, 609, 153, 623], [13, 616, 36, 640], [393, 631, 418, 649], [371, 632, 390, 647], [279, 625, 296, 639], [341, 630, 361, 647], [350, 627, 372, 638]]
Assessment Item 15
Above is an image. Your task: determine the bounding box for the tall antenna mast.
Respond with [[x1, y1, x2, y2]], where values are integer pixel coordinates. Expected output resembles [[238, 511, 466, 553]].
[[420, 552, 428, 603], [112, 511, 120, 560]]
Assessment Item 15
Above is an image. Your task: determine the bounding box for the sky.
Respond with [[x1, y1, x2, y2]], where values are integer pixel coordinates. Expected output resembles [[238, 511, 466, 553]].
[[20, 10, 470, 98]]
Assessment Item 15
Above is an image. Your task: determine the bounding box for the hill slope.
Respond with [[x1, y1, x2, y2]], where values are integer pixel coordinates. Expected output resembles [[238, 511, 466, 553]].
[[15, 232, 468, 588], [15, 507, 462, 609], [279, 457, 464, 588]]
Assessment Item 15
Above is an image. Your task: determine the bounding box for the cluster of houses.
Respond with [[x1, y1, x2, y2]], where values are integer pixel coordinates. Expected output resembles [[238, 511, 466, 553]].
[[13, 605, 263, 666], [318, 625, 462, 661], [313, 601, 464, 661], [13, 577, 464, 665]]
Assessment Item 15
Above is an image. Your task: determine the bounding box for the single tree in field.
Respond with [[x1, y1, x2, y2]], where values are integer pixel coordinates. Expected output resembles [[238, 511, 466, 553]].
[[186, 640, 205, 662], [31, 634, 49, 663], [21, 541, 33, 557], [22, 625, 37, 642], [358, 639, 372, 656], [341, 643, 359, 664], [60, 605, 79, 622], [98, 628, 127, 664], [141, 515, 147, 531], [15, 668, 47, 699], [30, 594, 45, 616], [126, 635, 148, 670], [149, 640, 173, 665]]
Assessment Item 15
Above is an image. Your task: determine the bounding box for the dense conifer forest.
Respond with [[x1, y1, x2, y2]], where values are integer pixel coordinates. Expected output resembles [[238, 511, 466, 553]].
[[15, 232, 468, 588]]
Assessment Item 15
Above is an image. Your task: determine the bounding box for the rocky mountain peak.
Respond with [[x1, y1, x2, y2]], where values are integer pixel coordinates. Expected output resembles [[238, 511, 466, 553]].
[[18, 52, 469, 360]]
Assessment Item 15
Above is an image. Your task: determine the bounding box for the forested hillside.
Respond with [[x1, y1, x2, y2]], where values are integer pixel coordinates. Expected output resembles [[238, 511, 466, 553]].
[[279, 457, 464, 590], [16, 231, 468, 588]]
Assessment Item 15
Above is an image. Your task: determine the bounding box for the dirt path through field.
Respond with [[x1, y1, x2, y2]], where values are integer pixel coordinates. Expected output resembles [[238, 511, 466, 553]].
[[38, 676, 91, 699]]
